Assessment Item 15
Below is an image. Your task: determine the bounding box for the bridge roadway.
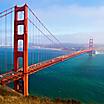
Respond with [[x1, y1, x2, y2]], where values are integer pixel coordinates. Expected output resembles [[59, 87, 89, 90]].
[[0, 49, 92, 85]]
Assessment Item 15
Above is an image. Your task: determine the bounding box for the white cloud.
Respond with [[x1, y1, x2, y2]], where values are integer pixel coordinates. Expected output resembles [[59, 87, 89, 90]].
[[34, 4, 104, 44], [36, 4, 104, 20]]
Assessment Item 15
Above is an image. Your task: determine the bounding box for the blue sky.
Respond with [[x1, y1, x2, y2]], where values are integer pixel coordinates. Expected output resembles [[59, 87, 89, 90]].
[[1, 0, 104, 44]]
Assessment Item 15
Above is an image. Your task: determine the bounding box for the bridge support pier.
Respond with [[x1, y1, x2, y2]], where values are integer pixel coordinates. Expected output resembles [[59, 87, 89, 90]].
[[14, 4, 28, 96]]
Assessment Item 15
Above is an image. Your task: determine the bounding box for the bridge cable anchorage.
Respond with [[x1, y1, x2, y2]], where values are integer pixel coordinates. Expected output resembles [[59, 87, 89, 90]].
[[28, 6, 66, 49]]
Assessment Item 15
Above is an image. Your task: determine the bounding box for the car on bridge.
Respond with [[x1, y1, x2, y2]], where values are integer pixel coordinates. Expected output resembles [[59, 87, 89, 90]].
[[0, 75, 3, 79]]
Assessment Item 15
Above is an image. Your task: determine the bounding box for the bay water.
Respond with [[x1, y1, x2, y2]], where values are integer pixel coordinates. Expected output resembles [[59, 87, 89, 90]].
[[0, 48, 104, 104]]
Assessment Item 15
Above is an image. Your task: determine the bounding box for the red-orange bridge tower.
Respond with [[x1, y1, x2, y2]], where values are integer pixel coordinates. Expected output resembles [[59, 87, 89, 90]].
[[14, 4, 28, 96]]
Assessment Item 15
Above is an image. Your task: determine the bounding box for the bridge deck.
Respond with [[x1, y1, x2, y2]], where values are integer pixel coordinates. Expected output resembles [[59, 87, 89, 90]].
[[0, 49, 92, 85]]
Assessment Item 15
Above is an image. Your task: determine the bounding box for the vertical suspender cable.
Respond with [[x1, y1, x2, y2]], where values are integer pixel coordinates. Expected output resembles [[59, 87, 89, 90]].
[[0, 7, 14, 73], [30, 22, 32, 65], [31, 19, 33, 64], [37, 20, 38, 63], [5, 10, 7, 72], [32, 17, 34, 64], [11, 8, 13, 70], [35, 19, 37, 64], [38, 23, 39, 63], [33, 17, 35, 64]]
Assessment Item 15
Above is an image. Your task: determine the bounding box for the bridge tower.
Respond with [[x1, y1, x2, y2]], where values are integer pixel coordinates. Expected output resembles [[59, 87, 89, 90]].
[[89, 38, 93, 56], [14, 4, 28, 96]]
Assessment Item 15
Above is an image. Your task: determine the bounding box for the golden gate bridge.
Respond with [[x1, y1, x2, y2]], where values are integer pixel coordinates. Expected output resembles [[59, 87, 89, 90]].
[[0, 4, 94, 96]]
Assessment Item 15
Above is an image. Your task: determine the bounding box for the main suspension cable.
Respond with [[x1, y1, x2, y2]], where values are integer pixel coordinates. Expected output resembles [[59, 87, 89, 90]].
[[28, 6, 63, 46]]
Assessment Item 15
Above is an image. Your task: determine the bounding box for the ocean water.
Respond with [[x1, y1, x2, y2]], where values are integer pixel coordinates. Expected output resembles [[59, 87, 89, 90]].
[[29, 52, 104, 104], [0, 48, 104, 104]]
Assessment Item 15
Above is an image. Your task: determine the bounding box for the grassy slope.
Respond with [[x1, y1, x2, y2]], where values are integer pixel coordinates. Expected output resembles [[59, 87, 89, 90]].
[[0, 85, 81, 104]]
